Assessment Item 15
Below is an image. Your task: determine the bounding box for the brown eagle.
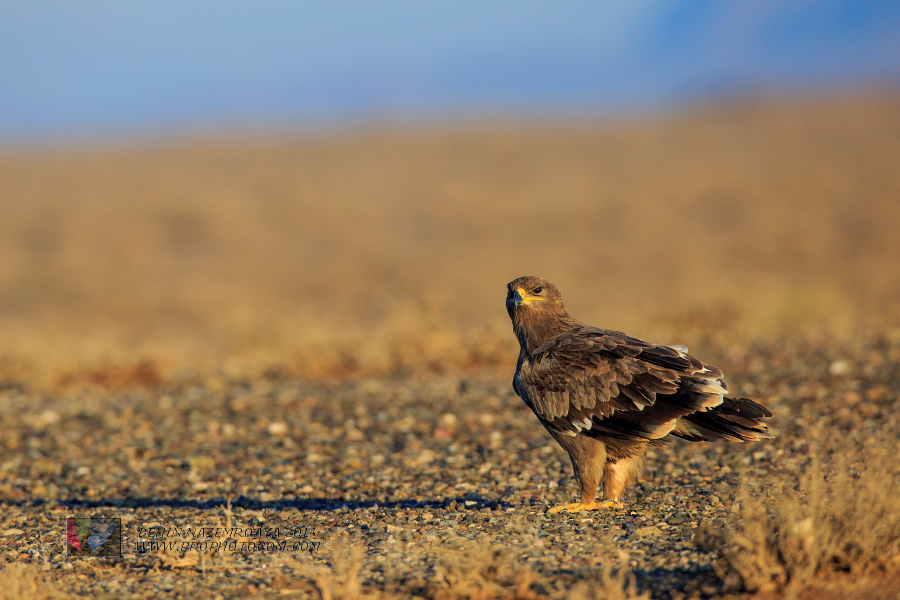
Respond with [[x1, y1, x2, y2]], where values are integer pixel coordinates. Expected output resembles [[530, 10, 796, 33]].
[[506, 276, 772, 513]]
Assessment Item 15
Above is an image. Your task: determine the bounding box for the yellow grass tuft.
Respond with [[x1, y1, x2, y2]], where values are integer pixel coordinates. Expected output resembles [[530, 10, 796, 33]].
[[700, 435, 900, 597], [0, 564, 65, 600], [280, 531, 648, 600]]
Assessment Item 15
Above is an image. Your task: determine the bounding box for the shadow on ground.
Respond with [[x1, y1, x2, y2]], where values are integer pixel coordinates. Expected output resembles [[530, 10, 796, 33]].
[[20, 494, 512, 512]]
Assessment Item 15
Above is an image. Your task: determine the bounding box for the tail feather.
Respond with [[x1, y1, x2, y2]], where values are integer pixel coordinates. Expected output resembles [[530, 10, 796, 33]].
[[672, 397, 773, 442]]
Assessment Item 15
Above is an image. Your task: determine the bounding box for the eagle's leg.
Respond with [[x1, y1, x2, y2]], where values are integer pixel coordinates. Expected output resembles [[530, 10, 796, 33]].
[[547, 433, 612, 513], [601, 447, 647, 506]]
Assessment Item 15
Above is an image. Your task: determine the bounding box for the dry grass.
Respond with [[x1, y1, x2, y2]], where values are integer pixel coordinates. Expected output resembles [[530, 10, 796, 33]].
[[2, 92, 900, 389], [0, 564, 65, 600], [699, 434, 900, 598], [283, 534, 648, 600]]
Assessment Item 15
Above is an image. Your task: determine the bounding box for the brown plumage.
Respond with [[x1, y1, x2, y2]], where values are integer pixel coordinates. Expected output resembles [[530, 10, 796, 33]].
[[506, 276, 772, 513]]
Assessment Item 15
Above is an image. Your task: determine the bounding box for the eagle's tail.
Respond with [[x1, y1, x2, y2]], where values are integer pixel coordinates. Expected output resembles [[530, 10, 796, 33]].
[[671, 398, 773, 442]]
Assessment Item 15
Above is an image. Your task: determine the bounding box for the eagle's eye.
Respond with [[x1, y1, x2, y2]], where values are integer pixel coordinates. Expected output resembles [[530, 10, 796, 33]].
[[533, 287, 543, 294]]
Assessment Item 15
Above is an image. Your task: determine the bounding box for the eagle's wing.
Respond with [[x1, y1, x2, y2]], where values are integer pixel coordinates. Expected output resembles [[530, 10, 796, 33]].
[[514, 328, 728, 440]]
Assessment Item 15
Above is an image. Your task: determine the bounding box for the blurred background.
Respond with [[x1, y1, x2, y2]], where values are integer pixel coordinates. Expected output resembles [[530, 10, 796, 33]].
[[1, 1, 900, 387]]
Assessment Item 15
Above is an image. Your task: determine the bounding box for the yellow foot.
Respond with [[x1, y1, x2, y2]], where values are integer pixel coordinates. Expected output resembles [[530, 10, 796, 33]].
[[547, 499, 622, 513]]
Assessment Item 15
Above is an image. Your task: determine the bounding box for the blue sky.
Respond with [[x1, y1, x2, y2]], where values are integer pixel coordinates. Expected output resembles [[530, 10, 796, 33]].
[[1, 1, 899, 142]]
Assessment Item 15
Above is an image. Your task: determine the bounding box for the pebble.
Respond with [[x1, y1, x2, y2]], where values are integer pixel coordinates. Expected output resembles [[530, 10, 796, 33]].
[[1, 331, 897, 599], [829, 360, 851, 376], [267, 422, 289, 436], [633, 525, 663, 538]]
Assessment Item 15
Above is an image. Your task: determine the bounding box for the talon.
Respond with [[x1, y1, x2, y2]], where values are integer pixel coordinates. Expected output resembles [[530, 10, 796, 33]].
[[548, 502, 583, 514], [547, 500, 622, 513]]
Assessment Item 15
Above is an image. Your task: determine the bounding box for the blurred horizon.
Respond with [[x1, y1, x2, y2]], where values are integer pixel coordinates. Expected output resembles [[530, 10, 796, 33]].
[[2, 1, 900, 144], [3, 2, 900, 389], [3, 91, 900, 388]]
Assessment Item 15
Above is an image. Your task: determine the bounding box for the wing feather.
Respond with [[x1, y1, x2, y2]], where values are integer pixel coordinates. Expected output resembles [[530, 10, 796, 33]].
[[515, 327, 731, 440]]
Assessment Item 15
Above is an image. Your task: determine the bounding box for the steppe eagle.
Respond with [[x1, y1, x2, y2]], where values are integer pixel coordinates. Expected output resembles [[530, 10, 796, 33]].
[[506, 276, 772, 513]]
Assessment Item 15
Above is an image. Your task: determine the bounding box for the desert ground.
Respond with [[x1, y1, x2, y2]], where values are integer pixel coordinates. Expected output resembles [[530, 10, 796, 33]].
[[1, 92, 899, 599]]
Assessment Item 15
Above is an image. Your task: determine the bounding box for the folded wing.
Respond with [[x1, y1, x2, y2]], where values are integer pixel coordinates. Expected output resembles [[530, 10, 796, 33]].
[[514, 327, 768, 441]]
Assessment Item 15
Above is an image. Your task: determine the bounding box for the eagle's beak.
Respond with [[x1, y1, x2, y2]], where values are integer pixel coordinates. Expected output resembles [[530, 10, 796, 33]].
[[507, 289, 525, 312], [513, 288, 526, 307]]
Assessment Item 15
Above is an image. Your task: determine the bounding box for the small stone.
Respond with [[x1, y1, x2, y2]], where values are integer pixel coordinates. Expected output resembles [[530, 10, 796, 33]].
[[829, 360, 851, 376], [633, 525, 662, 538], [35, 410, 60, 429], [434, 413, 458, 439], [2, 529, 23, 536], [417, 450, 436, 465], [267, 422, 288, 436], [843, 391, 863, 405]]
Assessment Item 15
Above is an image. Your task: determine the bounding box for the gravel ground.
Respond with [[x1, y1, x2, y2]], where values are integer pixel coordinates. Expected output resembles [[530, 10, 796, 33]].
[[1, 331, 899, 599]]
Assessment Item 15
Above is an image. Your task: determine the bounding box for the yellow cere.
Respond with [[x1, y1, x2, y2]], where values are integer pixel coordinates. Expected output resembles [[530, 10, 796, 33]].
[[516, 287, 540, 305]]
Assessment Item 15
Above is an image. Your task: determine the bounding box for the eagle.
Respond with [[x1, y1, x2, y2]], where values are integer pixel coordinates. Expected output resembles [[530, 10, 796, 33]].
[[506, 276, 772, 513]]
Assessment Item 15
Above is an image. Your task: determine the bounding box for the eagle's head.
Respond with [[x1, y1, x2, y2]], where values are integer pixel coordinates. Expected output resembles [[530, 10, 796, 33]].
[[506, 276, 564, 319], [506, 277, 573, 351]]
